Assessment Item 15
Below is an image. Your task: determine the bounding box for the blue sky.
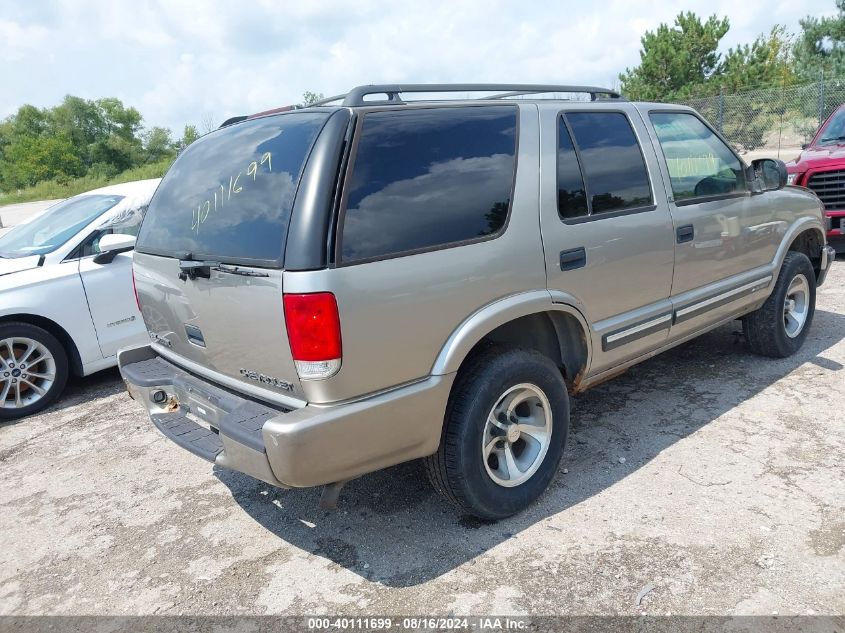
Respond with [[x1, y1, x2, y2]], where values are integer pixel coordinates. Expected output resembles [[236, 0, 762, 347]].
[[0, 0, 836, 134]]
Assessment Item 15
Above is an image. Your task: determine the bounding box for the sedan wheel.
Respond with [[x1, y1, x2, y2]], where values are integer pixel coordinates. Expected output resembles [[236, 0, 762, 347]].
[[0, 323, 68, 421], [0, 337, 58, 410]]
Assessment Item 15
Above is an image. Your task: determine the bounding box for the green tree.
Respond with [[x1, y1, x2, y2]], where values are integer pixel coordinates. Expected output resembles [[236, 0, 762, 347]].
[[88, 98, 144, 172], [721, 26, 796, 91], [7, 104, 49, 139], [96, 97, 143, 139], [619, 12, 729, 101], [301, 91, 325, 106], [142, 126, 175, 163], [50, 96, 107, 167], [0, 134, 84, 189], [794, 0, 845, 79], [179, 124, 200, 150]]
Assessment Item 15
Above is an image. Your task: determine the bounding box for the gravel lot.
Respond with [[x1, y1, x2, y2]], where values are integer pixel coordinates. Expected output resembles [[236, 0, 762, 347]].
[[1, 261, 843, 617]]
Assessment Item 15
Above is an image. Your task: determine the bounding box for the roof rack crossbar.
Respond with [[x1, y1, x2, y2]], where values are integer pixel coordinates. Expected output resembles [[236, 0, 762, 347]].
[[332, 84, 622, 106]]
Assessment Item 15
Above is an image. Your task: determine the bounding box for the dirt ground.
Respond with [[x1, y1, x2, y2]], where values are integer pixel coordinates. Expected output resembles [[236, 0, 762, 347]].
[[1, 261, 843, 618]]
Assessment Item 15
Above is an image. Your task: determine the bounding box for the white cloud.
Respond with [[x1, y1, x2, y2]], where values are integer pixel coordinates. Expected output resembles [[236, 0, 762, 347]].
[[0, 0, 837, 132], [0, 19, 49, 62]]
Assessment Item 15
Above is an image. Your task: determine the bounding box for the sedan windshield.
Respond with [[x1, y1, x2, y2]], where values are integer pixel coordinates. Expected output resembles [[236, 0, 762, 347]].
[[0, 194, 124, 259]]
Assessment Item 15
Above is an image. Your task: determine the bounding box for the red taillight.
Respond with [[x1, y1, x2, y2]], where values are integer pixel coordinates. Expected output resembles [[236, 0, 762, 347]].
[[283, 292, 342, 379], [131, 267, 141, 311]]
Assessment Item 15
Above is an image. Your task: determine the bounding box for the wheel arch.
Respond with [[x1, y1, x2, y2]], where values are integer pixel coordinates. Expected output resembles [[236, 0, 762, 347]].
[[431, 291, 592, 393], [0, 314, 83, 376], [786, 226, 826, 280], [775, 217, 827, 283]]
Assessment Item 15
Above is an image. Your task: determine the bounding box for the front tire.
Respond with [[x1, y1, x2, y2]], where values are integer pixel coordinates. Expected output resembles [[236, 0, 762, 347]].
[[425, 346, 569, 520], [744, 251, 816, 358], [0, 322, 69, 421]]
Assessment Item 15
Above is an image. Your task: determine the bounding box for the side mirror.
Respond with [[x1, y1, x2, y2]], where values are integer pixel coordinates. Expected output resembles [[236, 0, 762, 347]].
[[800, 143, 808, 150], [93, 233, 136, 264], [751, 158, 788, 192]]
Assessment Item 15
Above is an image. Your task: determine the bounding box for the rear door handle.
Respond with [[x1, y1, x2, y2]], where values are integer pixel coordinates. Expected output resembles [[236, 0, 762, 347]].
[[559, 247, 586, 271], [677, 225, 695, 244]]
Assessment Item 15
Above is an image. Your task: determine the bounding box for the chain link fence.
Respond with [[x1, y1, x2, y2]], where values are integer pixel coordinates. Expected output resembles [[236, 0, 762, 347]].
[[675, 76, 845, 158]]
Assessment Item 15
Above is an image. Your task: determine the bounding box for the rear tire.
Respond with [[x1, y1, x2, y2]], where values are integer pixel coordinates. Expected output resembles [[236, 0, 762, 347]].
[[0, 322, 69, 421], [425, 345, 569, 520], [743, 251, 816, 358]]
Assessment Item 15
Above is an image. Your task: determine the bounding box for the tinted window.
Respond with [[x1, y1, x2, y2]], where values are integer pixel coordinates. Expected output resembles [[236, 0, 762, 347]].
[[566, 112, 652, 214], [136, 112, 328, 264], [649, 112, 746, 201], [557, 119, 588, 219], [340, 106, 517, 263]]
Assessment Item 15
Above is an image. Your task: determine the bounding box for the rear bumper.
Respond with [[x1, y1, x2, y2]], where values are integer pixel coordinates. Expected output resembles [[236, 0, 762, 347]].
[[117, 345, 454, 488]]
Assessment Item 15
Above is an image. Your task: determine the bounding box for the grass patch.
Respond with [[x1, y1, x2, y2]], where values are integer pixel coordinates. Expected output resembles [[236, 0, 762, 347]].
[[0, 159, 172, 206]]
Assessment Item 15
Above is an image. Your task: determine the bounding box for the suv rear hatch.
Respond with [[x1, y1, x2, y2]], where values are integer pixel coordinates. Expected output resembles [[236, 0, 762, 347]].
[[133, 111, 332, 405]]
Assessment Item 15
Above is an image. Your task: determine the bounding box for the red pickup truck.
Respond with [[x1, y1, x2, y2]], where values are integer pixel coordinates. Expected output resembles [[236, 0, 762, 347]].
[[787, 103, 845, 252]]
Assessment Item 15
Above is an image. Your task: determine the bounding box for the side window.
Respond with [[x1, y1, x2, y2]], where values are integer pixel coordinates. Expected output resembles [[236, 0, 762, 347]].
[[78, 204, 147, 257], [557, 119, 588, 219], [649, 112, 746, 202], [565, 112, 653, 215], [340, 106, 517, 263]]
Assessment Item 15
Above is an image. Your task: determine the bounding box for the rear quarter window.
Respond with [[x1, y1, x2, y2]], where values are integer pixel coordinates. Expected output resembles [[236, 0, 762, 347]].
[[136, 112, 328, 265], [339, 106, 518, 263]]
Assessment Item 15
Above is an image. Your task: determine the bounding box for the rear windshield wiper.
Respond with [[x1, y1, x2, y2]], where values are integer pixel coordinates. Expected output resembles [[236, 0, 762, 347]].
[[212, 264, 269, 278], [178, 258, 219, 280]]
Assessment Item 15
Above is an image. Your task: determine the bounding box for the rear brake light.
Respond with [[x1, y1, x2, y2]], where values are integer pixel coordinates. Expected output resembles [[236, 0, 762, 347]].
[[283, 292, 342, 380], [131, 267, 141, 311]]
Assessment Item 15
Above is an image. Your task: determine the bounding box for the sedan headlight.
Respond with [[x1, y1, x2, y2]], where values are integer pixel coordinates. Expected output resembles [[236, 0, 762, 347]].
[[786, 173, 797, 185]]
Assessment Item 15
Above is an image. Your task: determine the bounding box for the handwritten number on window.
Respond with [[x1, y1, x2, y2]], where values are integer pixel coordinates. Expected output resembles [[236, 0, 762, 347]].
[[191, 152, 273, 232]]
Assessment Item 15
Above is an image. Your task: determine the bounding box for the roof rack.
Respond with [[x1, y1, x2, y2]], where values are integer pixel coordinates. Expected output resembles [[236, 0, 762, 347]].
[[309, 94, 349, 107], [309, 84, 623, 107]]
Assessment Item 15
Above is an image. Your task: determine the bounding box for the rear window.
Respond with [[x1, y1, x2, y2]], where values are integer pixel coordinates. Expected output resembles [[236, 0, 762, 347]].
[[136, 112, 328, 265], [339, 106, 518, 263]]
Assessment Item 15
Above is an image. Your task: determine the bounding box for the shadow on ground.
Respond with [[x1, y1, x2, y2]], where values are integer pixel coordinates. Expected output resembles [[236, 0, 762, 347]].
[[215, 308, 845, 587], [0, 367, 124, 428]]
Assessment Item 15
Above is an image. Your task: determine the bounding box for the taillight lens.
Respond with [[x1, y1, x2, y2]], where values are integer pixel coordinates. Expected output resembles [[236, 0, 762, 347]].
[[283, 292, 342, 380], [131, 266, 141, 311]]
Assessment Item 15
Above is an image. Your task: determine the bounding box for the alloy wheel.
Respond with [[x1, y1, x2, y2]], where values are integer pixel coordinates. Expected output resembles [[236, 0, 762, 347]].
[[0, 337, 57, 410], [783, 274, 810, 339], [482, 383, 553, 488]]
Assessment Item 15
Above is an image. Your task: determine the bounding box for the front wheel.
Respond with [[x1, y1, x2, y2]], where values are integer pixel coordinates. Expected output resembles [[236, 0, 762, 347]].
[[425, 346, 569, 520], [0, 323, 69, 421], [743, 251, 816, 358]]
